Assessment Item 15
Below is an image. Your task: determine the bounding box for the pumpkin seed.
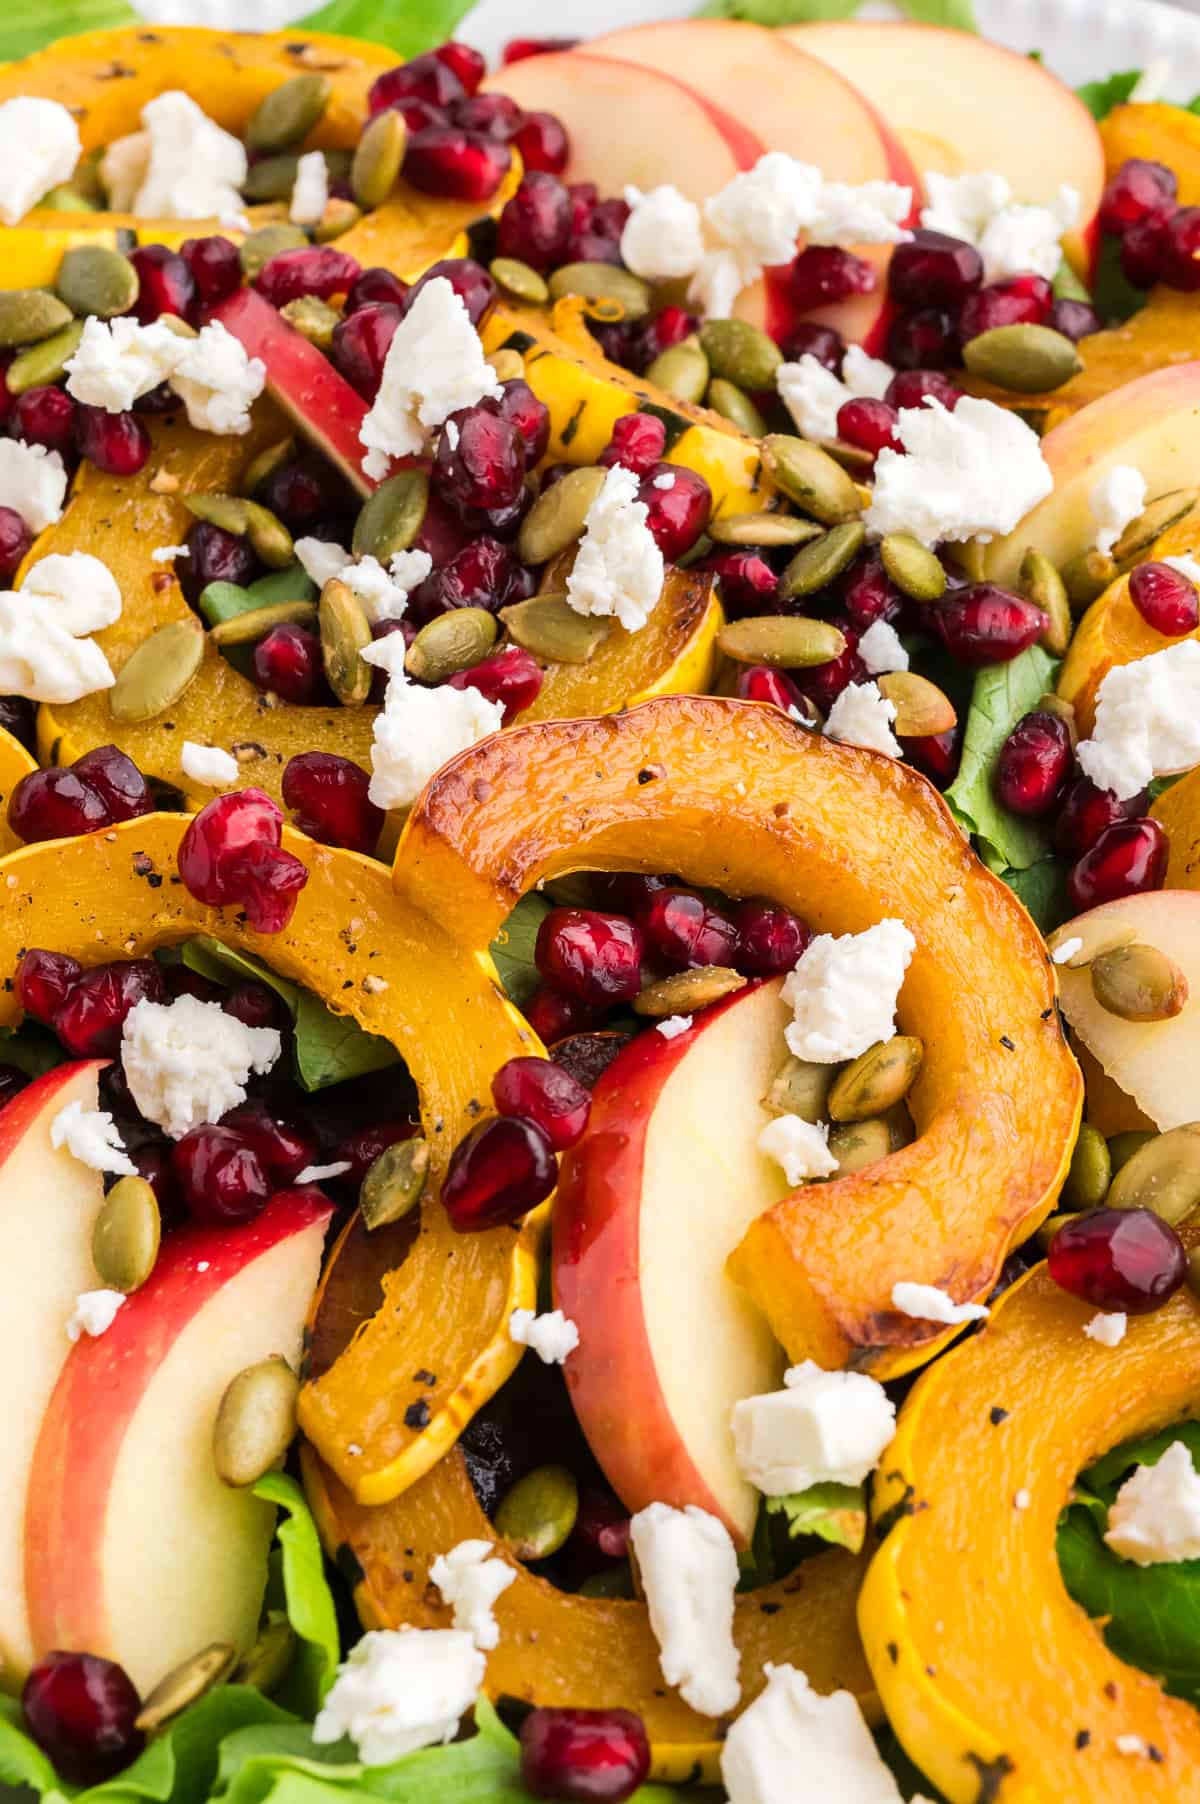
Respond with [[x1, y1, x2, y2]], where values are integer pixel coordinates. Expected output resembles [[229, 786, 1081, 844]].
[[213, 1356, 300, 1487], [880, 532, 947, 604], [185, 492, 250, 535], [548, 262, 652, 321], [828, 1036, 923, 1124], [242, 152, 302, 202], [1061, 546, 1116, 615], [489, 347, 526, 382], [241, 436, 296, 498], [280, 295, 340, 351], [313, 199, 362, 244], [6, 320, 84, 394], [763, 1055, 833, 1124], [352, 108, 407, 210], [718, 615, 847, 669], [247, 71, 331, 152], [135, 1643, 238, 1733], [239, 223, 308, 279], [779, 521, 866, 599], [1019, 546, 1071, 655], [92, 1176, 161, 1293], [489, 255, 550, 305], [243, 500, 295, 569], [882, 1101, 915, 1152], [962, 322, 1082, 392], [518, 465, 607, 566], [235, 1617, 296, 1695], [1061, 1122, 1112, 1211], [699, 318, 782, 392], [578, 1564, 635, 1599], [0, 289, 73, 349], [706, 378, 768, 438], [360, 1136, 430, 1230], [634, 966, 746, 1016], [1112, 488, 1200, 567], [1035, 1211, 1082, 1252], [877, 671, 956, 737], [760, 435, 862, 525], [708, 512, 822, 550], [1090, 942, 1188, 1022], [645, 342, 709, 406], [500, 594, 609, 664], [1107, 1123, 1200, 1226], [159, 314, 198, 341], [406, 607, 498, 684], [110, 621, 205, 723], [40, 185, 98, 212], [55, 244, 138, 319], [1108, 1129, 1156, 1174], [827, 1116, 892, 1174], [496, 1464, 579, 1562], [352, 469, 429, 561], [210, 599, 318, 646], [71, 149, 107, 207], [319, 577, 372, 706]]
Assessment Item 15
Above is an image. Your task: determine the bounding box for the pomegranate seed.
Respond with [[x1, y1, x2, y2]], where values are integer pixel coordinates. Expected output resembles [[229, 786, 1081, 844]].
[[0, 1062, 28, 1108], [638, 464, 711, 561], [1120, 213, 1172, 288], [514, 111, 570, 176], [520, 1707, 650, 1804], [735, 664, 813, 719], [733, 900, 812, 975], [960, 273, 1053, 341], [936, 585, 1048, 665], [993, 710, 1073, 816], [282, 750, 383, 853], [1048, 297, 1103, 341], [888, 229, 984, 309], [8, 767, 109, 842], [600, 413, 667, 477], [222, 980, 284, 1029], [779, 321, 845, 373], [1099, 158, 1178, 235], [16, 947, 82, 1024], [56, 959, 166, 1057], [492, 1056, 591, 1149], [791, 619, 866, 714], [535, 908, 644, 1006], [640, 889, 737, 971], [0, 505, 32, 582], [631, 305, 699, 373], [568, 181, 597, 228], [1129, 561, 1200, 636], [178, 788, 309, 934], [129, 243, 195, 323], [182, 519, 259, 598], [330, 302, 401, 400], [221, 1099, 319, 1184], [367, 54, 465, 116], [405, 128, 512, 203], [72, 746, 152, 822], [434, 403, 527, 513], [497, 171, 572, 271], [452, 92, 524, 141], [74, 405, 150, 476], [1068, 817, 1168, 911], [408, 536, 524, 625], [524, 984, 598, 1043], [23, 1651, 143, 1786], [442, 1114, 557, 1231], [588, 319, 638, 367], [885, 306, 959, 370], [410, 491, 470, 569], [259, 454, 349, 533], [842, 551, 903, 627], [702, 549, 778, 618], [179, 234, 241, 305], [12, 384, 76, 455], [130, 1142, 184, 1225], [503, 36, 579, 63], [836, 396, 902, 458], [335, 1119, 417, 1184], [0, 692, 35, 746], [1162, 208, 1200, 292], [590, 873, 674, 915], [345, 267, 409, 314], [1048, 1207, 1185, 1313], [498, 380, 550, 463], [884, 369, 963, 413], [789, 245, 876, 311], [448, 643, 543, 723], [434, 41, 487, 95], [253, 623, 323, 704], [403, 258, 497, 328], [1055, 775, 1148, 861], [574, 1486, 634, 1561], [257, 247, 362, 309], [173, 1123, 271, 1224], [902, 726, 962, 788]]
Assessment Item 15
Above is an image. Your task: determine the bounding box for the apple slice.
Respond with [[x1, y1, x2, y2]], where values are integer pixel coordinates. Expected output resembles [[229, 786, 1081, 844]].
[[553, 982, 792, 1546], [26, 1189, 331, 1694], [0, 1061, 109, 1680], [981, 361, 1200, 588], [783, 20, 1104, 277]]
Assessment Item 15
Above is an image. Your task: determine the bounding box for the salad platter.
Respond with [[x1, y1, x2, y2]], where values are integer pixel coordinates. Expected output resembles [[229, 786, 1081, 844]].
[[0, 3, 1198, 1801]]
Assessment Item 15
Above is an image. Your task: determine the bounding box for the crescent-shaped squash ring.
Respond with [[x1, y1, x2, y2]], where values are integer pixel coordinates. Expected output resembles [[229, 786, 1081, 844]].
[[0, 726, 37, 857]]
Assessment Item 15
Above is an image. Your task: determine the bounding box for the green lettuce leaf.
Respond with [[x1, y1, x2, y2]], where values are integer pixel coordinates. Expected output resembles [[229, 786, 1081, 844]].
[[696, 0, 975, 24], [1075, 69, 1142, 120], [252, 1474, 340, 1716], [293, 0, 474, 56], [0, 1697, 64, 1798], [0, 0, 136, 60], [199, 570, 317, 631], [490, 892, 553, 1008], [944, 644, 1059, 872], [999, 858, 1070, 934], [1091, 233, 1148, 325], [0, 1020, 67, 1078], [766, 1482, 868, 1554]]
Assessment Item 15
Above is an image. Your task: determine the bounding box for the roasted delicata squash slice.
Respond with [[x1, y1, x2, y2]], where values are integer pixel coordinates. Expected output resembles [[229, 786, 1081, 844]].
[[0, 726, 37, 857]]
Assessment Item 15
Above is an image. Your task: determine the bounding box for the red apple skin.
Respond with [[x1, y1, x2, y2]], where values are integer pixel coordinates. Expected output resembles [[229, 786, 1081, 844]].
[[0, 1059, 105, 1157]]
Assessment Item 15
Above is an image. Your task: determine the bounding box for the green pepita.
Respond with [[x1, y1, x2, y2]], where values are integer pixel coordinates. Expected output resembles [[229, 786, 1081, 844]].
[[91, 1175, 161, 1293], [500, 594, 609, 664], [763, 1055, 833, 1124], [1019, 547, 1071, 655], [706, 378, 769, 439], [110, 621, 205, 723], [717, 614, 847, 669], [962, 322, 1082, 393], [633, 965, 747, 1016], [6, 321, 84, 395], [55, 244, 138, 320], [239, 223, 309, 280], [1112, 488, 1199, 567], [241, 436, 296, 498], [242, 152, 302, 202], [547, 263, 652, 322], [489, 256, 550, 306], [319, 576, 373, 706], [699, 318, 782, 392], [243, 500, 295, 570], [1061, 1122, 1112, 1212], [877, 671, 957, 737], [760, 435, 863, 525], [1090, 942, 1188, 1023], [359, 1136, 430, 1231], [210, 599, 318, 646], [496, 1464, 580, 1562], [280, 295, 341, 352], [1061, 546, 1116, 615], [489, 347, 526, 383], [213, 1356, 300, 1487], [882, 1101, 915, 1152], [352, 109, 407, 210], [247, 71, 332, 152], [352, 469, 430, 562], [779, 521, 866, 599], [828, 1036, 924, 1124], [707, 512, 822, 550], [827, 1116, 892, 1174], [1106, 1122, 1200, 1226], [406, 607, 498, 684], [1108, 1129, 1156, 1174], [578, 1564, 635, 1599], [880, 532, 947, 604], [818, 437, 876, 478], [135, 1643, 238, 1733], [313, 198, 362, 244], [0, 289, 73, 349], [235, 1617, 297, 1695], [645, 341, 709, 406], [39, 185, 98, 213], [1035, 1211, 1083, 1253], [185, 492, 251, 535], [518, 465, 607, 567]]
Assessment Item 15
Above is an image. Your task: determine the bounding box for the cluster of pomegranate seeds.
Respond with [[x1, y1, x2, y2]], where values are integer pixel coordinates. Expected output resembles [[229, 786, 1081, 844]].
[[498, 170, 572, 269], [404, 124, 513, 200], [1128, 561, 1200, 637], [17, 951, 165, 1057], [177, 789, 309, 934], [1048, 1207, 1186, 1313], [520, 1706, 651, 1804], [429, 382, 549, 548], [8, 745, 152, 844], [992, 711, 1073, 817], [23, 1652, 143, 1786], [282, 751, 383, 854], [1055, 774, 1148, 861], [129, 243, 195, 323], [881, 226, 1075, 368], [640, 889, 737, 970], [788, 245, 876, 311], [1097, 157, 1200, 290], [959, 272, 1053, 341]]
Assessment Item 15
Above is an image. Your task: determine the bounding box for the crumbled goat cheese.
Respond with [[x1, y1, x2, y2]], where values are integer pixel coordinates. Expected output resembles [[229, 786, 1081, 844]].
[[732, 1361, 896, 1496], [687, 249, 746, 321], [65, 317, 187, 414], [67, 1289, 125, 1343], [430, 1539, 516, 1652], [1077, 641, 1200, 801], [722, 1663, 914, 1804], [169, 321, 266, 436], [343, 550, 433, 625], [50, 1101, 136, 1176], [630, 1502, 741, 1718], [782, 919, 915, 1064], [131, 91, 247, 220], [0, 439, 68, 533], [824, 680, 901, 758], [312, 1628, 485, 1766], [361, 641, 504, 811], [656, 1014, 693, 1039], [100, 131, 150, 213], [22, 553, 122, 636], [1052, 936, 1083, 965], [920, 171, 1081, 283], [295, 538, 352, 588], [705, 153, 911, 269], [776, 345, 893, 443], [865, 396, 1053, 547], [620, 183, 706, 282], [509, 1307, 580, 1365], [1105, 1441, 1200, 1565], [151, 545, 188, 564], [120, 994, 281, 1140], [0, 555, 119, 703], [1164, 554, 1200, 587], [295, 1160, 353, 1184], [566, 464, 665, 633], [181, 741, 239, 787], [757, 1114, 838, 1186], [1085, 1311, 1128, 1347], [0, 98, 81, 226], [290, 149, 329, 227], [891, 1280, 989, 1325], [1090, 464, 1147, 557], [359, 277, 503, 476], [858, 618, 909, 675]]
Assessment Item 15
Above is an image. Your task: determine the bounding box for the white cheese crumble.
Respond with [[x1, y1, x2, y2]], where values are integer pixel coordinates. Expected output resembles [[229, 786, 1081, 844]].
[[757, 1113, 838, 1186], [120, 994, 281, 1141], [0, 553, 121, 704], [1105, 1441, 1200, 1565], [66, 1289, 125, 1343], [151, 545, 189, 564], [776, 345, 893, 444], [0, 98, 81, 226], [509, 1306, 580, 1365], [656, 1013, 693, 1039], [620, 183, 706, 282], [705, 153, 911, 270], [566, 464, 665, 633], [732, 1360, 895, 1496], [65, 317, 187, 414], [359, 277, 503, 476], [0, 439, 68, 532], [891, 1280, 989, 1325], [295, 537, 353, 588], [21, 552, 122, 636], [312, 1628, 485, 1766], [181, 741, 239, 787], [50, 1100, 136, 1177], [1052, 936, 1084, 965], [170, 321, 267, 437], [295, 1160, 353, 1184], [629, 1502, 741, 1718], [721, 1663, 915, 1804], [429, 1539, 516, 1652], [99, 131, 150, 213], [130, 91, 247, 220], [857, 619, 909, 676], [687, 249, 746, 321], [1084, 1311, 1128, 1347], [1077, 641, 1200, 801], [1163, 553, 1200, 587], [1090, 465, 1147, 558], [866, 396, 1053, 548], [782, 919, 915, 1064], [343, 551, 432, 626], [361, 635, 504, 811], [824, 680, 901, 758], [920, 171, 1081, 284], [290, 149, 329, 227]]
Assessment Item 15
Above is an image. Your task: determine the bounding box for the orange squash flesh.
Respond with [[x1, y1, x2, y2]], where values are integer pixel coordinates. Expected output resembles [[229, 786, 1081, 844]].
[[0, 726, 37, 858], [860, 1221, 1200, 1804], [395, 697, 1082, 1376]]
